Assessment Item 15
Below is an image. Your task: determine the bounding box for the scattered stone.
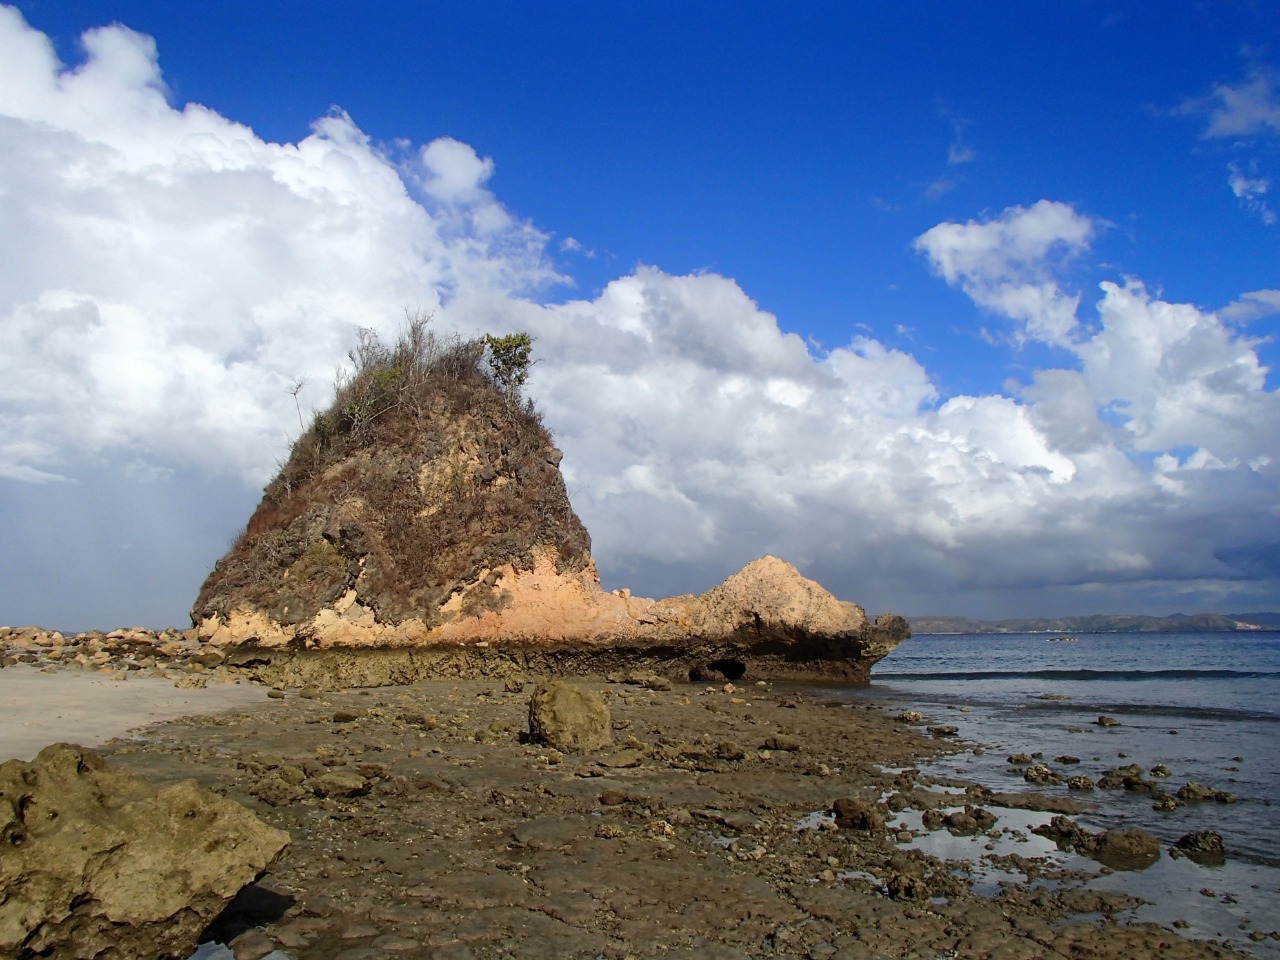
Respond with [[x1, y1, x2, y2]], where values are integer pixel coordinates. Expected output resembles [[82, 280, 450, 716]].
[[761, 734, 802, 752], [1053, 755, 1080, 764], [229, 928, 277, 960], [943, 806, 997, 835], [1066, 775, 1095, 791], [1176, 781, 1214, 802], [1023, 763, 1063, 786], [927, 725, 959, 738], [250, 775, 307, 807], [1121, 776, 1158, 793], [1173, 831, 1226, 863], [831, 797, 885, 832], [1149, 764, 1171, 778], [1007, 753, 1034, 765], [312, 771, 370, 798], [894, 711, 923, 724], [1095, 715, 1121, 727], [1032, 817, 1158, 870]]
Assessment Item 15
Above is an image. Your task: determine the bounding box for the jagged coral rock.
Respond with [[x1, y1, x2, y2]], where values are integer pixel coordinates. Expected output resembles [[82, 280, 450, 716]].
[[0, 743, 289, 960]]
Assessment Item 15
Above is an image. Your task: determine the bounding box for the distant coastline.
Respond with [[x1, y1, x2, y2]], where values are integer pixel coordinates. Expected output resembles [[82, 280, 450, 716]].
[[907, 611, 1280, 635]]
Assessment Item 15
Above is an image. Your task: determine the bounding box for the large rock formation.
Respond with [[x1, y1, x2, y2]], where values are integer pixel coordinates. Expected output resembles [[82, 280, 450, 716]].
[[0, 743, 290, 959], [194, 320, 908, 685]]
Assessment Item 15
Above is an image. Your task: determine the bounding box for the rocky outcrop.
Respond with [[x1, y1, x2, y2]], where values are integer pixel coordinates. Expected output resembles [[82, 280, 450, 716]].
[[0, 743, 290, 959], [191, 321, 908, 684]]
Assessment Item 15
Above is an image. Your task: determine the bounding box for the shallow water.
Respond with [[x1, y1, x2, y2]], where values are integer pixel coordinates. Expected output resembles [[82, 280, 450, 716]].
[[825, 631, 1280, 956], [861, 631, 1280, 864]]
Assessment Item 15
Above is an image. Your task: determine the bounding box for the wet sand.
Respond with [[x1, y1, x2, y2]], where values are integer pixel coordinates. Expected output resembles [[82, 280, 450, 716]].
[[74, 675, 1258, 959]]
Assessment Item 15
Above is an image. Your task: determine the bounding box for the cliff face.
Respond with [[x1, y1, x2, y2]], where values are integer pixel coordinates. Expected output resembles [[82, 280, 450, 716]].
[[194, 319, 908, 682]]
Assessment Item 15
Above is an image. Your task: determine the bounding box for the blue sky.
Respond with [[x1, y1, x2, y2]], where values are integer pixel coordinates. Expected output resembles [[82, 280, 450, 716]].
[[2, 1, 1278, 629]]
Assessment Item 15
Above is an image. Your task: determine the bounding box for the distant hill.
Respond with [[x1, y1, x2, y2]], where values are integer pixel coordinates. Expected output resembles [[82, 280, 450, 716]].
[[908, 612, 1280, 634]]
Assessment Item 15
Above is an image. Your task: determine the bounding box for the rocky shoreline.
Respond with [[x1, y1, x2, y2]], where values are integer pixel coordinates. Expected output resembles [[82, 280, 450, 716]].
[[5, 626, 1270, 959], [0, 624, 232, 685], [76, 673, 1257, 958]]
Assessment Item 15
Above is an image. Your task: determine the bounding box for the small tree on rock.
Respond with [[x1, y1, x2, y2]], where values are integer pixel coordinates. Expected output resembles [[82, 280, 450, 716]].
[[483, 333, 534, 404]]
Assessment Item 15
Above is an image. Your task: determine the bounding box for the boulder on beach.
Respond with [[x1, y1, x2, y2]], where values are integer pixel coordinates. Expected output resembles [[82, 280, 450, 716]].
[[191, 320, 909, 685], [0, 743, 290, 960], [528, 680, 612, 753]]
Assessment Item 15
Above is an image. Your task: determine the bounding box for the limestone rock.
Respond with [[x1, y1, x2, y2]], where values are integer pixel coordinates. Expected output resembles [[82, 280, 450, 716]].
[[0, 743, 290, 959], [527, 681, 612, 754]]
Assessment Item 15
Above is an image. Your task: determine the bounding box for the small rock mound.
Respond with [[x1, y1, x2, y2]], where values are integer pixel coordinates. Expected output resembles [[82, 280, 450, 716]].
[[1032, 815, 1161, 871], [1174, 830, 1226, 863]]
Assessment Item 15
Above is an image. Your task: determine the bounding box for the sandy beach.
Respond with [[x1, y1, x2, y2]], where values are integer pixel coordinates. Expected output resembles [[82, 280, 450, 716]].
[[0, 666, 270, 762], [4, 660, 1261, 960]]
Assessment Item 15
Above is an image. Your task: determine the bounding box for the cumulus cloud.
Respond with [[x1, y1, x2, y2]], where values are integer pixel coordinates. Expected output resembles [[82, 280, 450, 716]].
[[913, 200, 1096, 346], [1, 7, 1278, 627], [0, 6, 558, 487]]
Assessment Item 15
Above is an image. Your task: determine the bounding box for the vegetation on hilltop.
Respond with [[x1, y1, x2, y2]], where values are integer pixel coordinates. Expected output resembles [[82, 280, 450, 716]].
[[193, 314, 591, 630]]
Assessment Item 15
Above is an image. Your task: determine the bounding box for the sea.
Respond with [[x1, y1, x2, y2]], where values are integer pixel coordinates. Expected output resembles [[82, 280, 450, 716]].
[[833, 630, 1280, 955]]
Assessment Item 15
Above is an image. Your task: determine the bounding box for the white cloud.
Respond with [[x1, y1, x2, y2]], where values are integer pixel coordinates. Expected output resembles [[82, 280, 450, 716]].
[[0, 7, 1277, 627], [1228, 163, 1277, 224], [1219, 289, 1280, 323], [0, 7, 558, 485], [913, 200, 1096, 346], [1077, 280, 1277, 459], [1180, 65, 1280, 139], [416, 136, 496, 203]]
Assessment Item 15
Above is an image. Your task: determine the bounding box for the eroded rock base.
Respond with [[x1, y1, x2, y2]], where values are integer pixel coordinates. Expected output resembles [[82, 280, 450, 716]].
[[223, 631, 904, 692]]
